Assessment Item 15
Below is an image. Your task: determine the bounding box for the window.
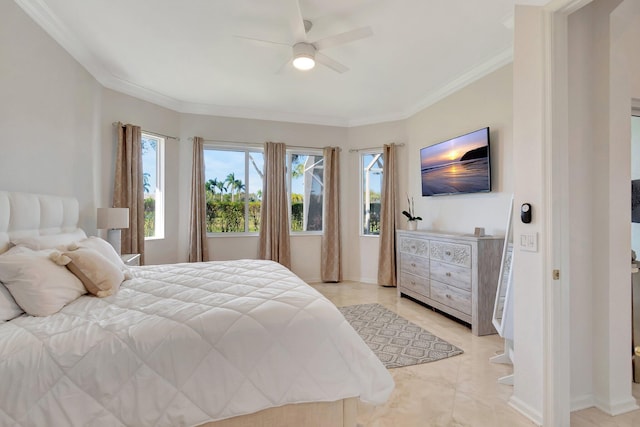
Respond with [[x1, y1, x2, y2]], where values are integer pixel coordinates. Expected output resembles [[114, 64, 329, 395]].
[[361, 152, 383, 235], [288, 152, 324, 232], [142, 133, 165, 239], [203, 148, 263, 233]]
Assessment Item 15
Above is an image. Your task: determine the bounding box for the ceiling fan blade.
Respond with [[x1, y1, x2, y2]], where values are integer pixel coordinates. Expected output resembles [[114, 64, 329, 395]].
[[287, 0, 307, 41], [312, 26, 373, 51], [233, 35, 290, 48], [275, 57, 292, 74], [315, 53, 349, 73]]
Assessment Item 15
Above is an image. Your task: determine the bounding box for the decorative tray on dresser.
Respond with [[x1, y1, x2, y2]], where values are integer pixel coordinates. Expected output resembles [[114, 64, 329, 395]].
[[396, 230, 504, 336]]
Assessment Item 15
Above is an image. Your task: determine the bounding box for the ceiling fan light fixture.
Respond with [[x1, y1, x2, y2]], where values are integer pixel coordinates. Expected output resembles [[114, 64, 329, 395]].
[[293, 55, 315, 70], [292, 42, 316, 71]]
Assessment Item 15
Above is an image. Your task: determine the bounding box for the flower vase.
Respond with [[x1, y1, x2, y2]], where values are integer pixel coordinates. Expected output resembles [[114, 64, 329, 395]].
[[407, 221, 417, 231]]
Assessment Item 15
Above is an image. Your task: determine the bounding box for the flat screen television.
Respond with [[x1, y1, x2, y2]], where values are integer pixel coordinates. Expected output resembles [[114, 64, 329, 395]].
[[420, 127, 491, 196]]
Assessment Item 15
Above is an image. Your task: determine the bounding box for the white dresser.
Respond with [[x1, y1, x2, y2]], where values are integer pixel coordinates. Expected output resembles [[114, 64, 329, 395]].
[[396, 230, 504, 336]]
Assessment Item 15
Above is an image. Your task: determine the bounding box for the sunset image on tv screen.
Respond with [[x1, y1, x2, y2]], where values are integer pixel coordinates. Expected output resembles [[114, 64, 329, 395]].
[[420, 128, 490, 196]]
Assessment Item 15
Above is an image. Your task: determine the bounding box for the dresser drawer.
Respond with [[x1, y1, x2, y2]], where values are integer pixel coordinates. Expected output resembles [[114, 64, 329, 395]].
[[430, 260, 471, 291], [399, 272, 429, 297], [400, 253, 429, 277], [430, 241, 471, 267], [398, 237, 429, 257], [430, 280, 471, 315]]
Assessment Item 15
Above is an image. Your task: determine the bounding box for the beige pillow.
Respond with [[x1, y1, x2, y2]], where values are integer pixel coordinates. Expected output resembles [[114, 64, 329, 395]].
[[0, 246, 86, 317], [51, 247, 124, 297]]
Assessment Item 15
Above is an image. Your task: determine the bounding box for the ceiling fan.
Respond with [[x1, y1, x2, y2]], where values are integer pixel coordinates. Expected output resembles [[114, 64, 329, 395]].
[[235, 1, 373, 73]]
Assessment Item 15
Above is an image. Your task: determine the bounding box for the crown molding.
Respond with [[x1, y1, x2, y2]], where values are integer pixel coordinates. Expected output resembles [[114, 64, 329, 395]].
[[543, 0, 593, 15], [99, 73, 350, 127], [349, 47, 513, 127], [402, 47, 513, 120]]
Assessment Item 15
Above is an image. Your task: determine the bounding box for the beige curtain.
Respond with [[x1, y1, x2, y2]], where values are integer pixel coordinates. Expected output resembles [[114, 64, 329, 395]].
[[258, 142, 291, 269], [114, 123, 145, 264], [321, 146, 341, 282], [377, 143, 398, 287], [188, 137, 209, 262]]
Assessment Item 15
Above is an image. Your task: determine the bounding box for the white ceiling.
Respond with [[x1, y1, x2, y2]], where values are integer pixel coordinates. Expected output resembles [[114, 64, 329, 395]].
[[16, 0, 549, 127]]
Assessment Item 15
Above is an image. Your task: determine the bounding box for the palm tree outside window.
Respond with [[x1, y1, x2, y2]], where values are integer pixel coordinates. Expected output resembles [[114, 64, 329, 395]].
[[203, 147, 264, 233]]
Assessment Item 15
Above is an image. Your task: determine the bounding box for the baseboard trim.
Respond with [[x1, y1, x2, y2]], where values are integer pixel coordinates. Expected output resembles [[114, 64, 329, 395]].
[[571, 393, 594, 412], [594, 396, 639, 416], [509, 395, 543, 426], [343, 276, 379, 285]]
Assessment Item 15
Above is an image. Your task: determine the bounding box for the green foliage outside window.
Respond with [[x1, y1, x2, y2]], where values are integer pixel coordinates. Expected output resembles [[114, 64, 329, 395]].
[[291, 202, 303, 231], [202, 149, 324, 234], [206, 201, 256, 232], [204, 180, 261, 232], [366, 202, 381, 235], [144, 197, 155, 237]]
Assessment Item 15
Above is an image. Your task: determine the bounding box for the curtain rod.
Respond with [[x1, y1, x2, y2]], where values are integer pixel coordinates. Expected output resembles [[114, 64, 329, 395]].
[[188, 137, 341, 151], [111, 122, 180, 141], [348, 142, 405, 153]]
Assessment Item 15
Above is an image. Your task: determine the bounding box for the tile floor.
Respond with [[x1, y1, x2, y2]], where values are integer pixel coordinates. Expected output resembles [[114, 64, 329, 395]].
[[311, 281, 640, 427]]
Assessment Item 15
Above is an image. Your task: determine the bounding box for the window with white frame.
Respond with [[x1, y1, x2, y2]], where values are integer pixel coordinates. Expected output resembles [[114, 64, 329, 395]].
[[288, 151, 324, 232], [203, 147, 264, 233], [142, 133, 165, 239], [361, 152, 383, 236]]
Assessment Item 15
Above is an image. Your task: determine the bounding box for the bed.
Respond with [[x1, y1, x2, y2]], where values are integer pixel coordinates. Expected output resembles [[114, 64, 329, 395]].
[[0, 192, 394, 427]]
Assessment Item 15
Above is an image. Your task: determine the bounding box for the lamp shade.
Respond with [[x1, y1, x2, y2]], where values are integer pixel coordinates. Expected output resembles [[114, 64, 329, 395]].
[[97, 208, 129, 229]]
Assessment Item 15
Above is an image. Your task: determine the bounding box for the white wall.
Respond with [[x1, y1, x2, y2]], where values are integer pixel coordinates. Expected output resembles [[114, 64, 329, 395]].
[[511, 6, 546, 423], [567, 3, 598, 411], [565, 0, 639, 416], [405, 64, 514, 238], [0, 0, 103, 233], [602, 0, 638, 414]]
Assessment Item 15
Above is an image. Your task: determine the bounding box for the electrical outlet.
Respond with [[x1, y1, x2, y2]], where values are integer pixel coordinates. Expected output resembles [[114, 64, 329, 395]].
[[520, 233, 538, 252]]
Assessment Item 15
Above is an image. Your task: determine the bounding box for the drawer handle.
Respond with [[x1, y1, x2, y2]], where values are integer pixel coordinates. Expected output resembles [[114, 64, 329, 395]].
[[445, 272, 451, 277], [411, 263, 416, 267], [445, 250, 452, 256], [410, 281, 416, 285], [445, 294, 452, 299]]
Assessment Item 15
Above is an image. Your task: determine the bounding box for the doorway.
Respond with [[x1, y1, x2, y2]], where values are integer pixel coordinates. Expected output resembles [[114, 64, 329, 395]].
[[632, 114, 640, 253]]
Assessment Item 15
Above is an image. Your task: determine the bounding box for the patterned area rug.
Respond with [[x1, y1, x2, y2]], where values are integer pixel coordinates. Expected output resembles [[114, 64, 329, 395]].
[[338, 303, 463, 369]]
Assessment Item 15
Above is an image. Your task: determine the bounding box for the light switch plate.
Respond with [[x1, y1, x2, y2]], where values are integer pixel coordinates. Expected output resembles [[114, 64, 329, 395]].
[[520, 233, 538, 252]]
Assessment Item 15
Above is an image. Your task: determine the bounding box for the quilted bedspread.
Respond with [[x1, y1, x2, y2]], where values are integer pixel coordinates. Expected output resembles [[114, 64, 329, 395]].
[[0, 260, 394, 427]]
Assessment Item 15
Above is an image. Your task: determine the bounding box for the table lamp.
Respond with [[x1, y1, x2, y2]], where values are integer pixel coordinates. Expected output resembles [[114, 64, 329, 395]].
[[97, 207, 129, 255]]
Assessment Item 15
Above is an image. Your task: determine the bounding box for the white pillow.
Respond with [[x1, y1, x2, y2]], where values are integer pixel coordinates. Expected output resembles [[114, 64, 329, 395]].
[[0, 246, 87, 317], [0, 283, 23, 322], [73, 236, 126, 270], [11, 229, 87, 250], [72, 236, 127, 269]]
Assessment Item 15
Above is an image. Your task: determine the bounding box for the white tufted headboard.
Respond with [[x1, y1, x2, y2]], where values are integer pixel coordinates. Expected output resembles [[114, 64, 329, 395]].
[[0, 191, 80, 254]]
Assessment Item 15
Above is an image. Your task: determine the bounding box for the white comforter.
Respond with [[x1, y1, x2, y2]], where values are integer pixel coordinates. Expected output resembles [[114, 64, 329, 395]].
[[0, 260, 394, 427]]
